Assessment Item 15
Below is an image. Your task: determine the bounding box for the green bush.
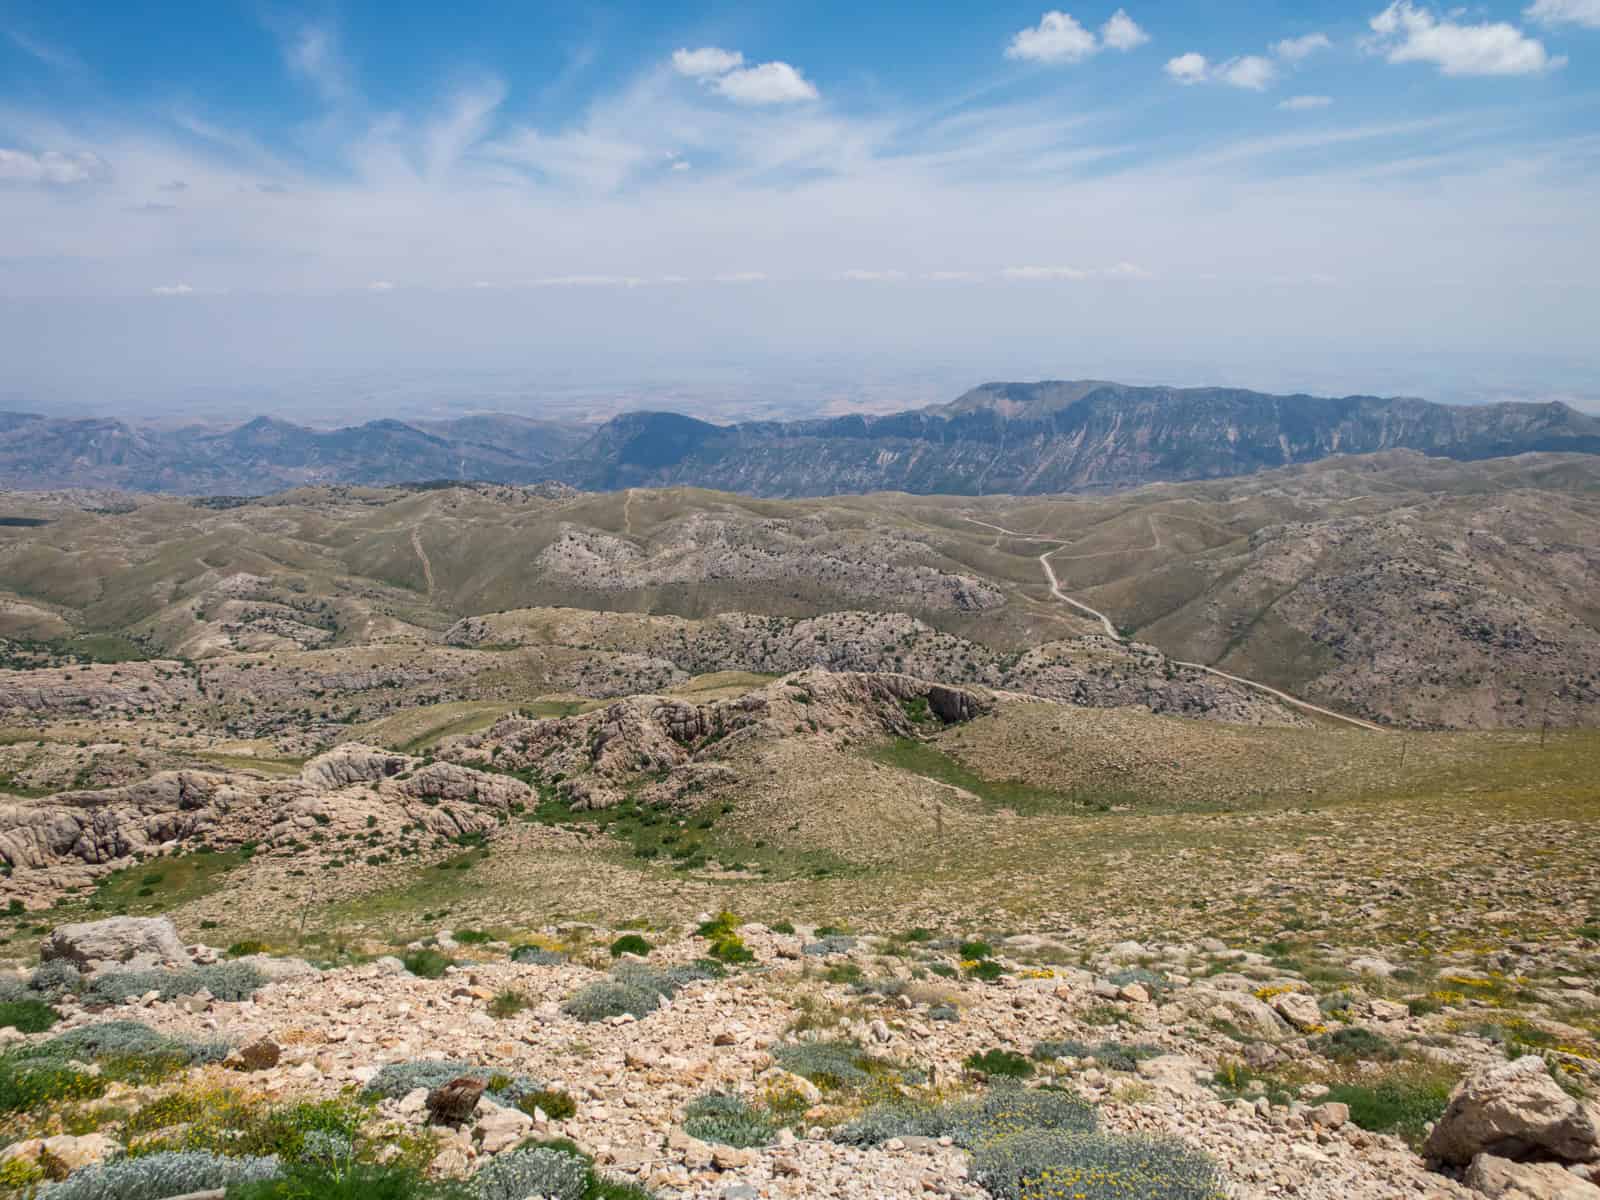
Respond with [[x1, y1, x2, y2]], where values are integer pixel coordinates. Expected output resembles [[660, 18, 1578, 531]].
[[967, 960, 1005, 982], [971, 1130, 1227, 1200], [681, 1093, 774, 1148], [707, 933, 754, 964], [608, 934, 652, 958], [228, 940, 269, 958], [518, 1089, 577, 1120], [959, 940, 994, 960], [488, 990, 530, 1019], [1323, 1068, 1456, 1147], [965, 1049, 1034, 1079], [228, 1159, 468, 1199], [454, 930, 494, 946], [38, 1151, 278, 1200], [770, 921, 796, 935], [401, 949, 452, 979], [0, 998, 59, 1033]]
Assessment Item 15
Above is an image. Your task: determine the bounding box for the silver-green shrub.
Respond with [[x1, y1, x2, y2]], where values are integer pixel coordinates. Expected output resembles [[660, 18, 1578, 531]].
[[39, 1151, 279, 1200], [81, 961, 263, 1004], [970, 1130, 1227, 1200], [471, 1147, 588, 1200], [681, 1093, 775, 1148], [365, 1058, 542, 1106]]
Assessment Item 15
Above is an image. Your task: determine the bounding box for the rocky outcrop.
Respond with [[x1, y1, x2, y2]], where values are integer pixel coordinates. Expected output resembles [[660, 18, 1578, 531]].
[[1465, 1154, 1600, 1200], [0, 771, 239, 868], [1424, 1056, 1600, 1167], [442, 670, 994, 811], [40, 916, 190, 973]]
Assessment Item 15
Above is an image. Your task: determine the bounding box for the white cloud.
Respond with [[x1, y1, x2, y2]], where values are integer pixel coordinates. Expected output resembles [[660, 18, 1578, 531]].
[[839, 269, 907, 281], [150, 283, 194, 296], [714, 272, 768, 283], [529, 275, 643, 287], [710, 61, 819, 105], [1218, 55, 1278, 89], [1367, 2, 1563, 76], [1165, 53, 1276, 89], [1524, 0, 1600, 28], [1007, 11, 1099, 63], [1164, 52, 1210, 84], [1100, 10, 1150, 50], [670, 159, 691, 171], [671, 47, 745, 78], [1278, 94, 1334, 110], [1273, 33, 1333, 61], [924, 270, 982, 281], [0, 147, 109, 185], [367, 280, 396, 291]]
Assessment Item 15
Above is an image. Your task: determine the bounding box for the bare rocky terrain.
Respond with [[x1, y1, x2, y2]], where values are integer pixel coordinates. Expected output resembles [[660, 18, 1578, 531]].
[[0, 447, 1595, 1200]]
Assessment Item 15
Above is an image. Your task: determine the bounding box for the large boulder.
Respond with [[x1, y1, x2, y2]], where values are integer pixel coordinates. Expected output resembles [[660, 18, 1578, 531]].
[[1465, 1154, 1600, 1200], [39, 916, 190, 974], [1424, 1056, 1600, 1167]]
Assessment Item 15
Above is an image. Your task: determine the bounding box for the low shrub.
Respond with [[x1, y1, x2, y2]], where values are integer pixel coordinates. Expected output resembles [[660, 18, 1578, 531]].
[[562, 962, 720, 1023], [0, 997, 59, 1033], [966, 1049, 1034, 1079], [1312, 1026, 1401, 1064], [488, 989, 530, 1019], [971, 1130, 1227, 1200], [28, 960, 81, 998], [802, 936, 856, 957], [707, 932, 754, 964], [929, 1004, 959, 1022], [966, 960, 1005, 983], [837, 1084, 1096, 1148], [400, 950, 451, 980], [518, 1089, 576, 1120], [228, 1159, 469, 1199], [228, 940, 269, 957], [471, 1147, 588, 1200], [81, 962, 263, 1005], [509, 945, 565, 966], [681, 1093, 774, 1148], [1322, 1067, 1456, 1147], [770, 921, 796, 935], [365, 1060, 542, 1108], [454, 930, 494, 946], [37, 1150, 278, 1200], [959, 940, 994, 960], [1030, 1039, 1161, 1072], [608, 934, 652, 958], [772, 1039, 923, 1097], [1107, 968, 1171, 1002]]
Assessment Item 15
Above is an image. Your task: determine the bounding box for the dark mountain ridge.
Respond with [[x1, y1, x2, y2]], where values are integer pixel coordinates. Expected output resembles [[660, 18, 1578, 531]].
[[1, 382, 1595, 497]]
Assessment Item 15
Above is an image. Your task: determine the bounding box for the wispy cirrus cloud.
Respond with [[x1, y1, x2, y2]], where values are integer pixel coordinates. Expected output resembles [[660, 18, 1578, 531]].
[[1524, 0, 1600, 27]]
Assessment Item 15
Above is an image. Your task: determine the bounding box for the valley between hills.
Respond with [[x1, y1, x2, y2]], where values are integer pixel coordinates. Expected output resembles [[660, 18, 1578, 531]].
[[0, 446, 1595, 1200]]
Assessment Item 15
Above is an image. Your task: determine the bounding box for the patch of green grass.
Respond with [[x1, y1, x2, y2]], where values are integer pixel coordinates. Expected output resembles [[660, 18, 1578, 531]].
[[609, 934, 652, 958], [1323, 1066, 1458, 1147], [401, 949, 451, 979], [965, 1048, 1034, 1079], [81, 847, 253, 916], [489, 989, 531, 1019], [0, 999, 59, 1033]]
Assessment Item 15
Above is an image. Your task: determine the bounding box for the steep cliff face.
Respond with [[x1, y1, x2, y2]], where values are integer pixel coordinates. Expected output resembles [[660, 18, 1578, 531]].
[[553, 384, 1600, 496]]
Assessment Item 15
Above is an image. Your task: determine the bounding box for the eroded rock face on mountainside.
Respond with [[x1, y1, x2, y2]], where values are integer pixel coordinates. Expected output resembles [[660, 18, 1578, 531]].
[[441, 669, 996, 811], [0, 745, 532, 899]]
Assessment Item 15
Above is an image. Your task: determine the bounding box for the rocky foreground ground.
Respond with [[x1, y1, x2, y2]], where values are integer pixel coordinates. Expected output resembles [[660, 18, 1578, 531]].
[[0, 914, 1596, 1200]]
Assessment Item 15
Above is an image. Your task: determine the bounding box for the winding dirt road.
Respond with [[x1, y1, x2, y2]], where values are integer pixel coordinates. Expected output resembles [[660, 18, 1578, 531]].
[[962, 516, 1385, 733]]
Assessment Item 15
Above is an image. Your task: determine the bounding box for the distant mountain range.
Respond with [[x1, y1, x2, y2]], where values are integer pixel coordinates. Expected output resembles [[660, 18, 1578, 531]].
[[3, 381, 1596, 497]]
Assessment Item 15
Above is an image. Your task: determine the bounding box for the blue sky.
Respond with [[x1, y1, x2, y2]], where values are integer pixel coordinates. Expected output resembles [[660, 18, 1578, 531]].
[[1, 1, 1597, 408]]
